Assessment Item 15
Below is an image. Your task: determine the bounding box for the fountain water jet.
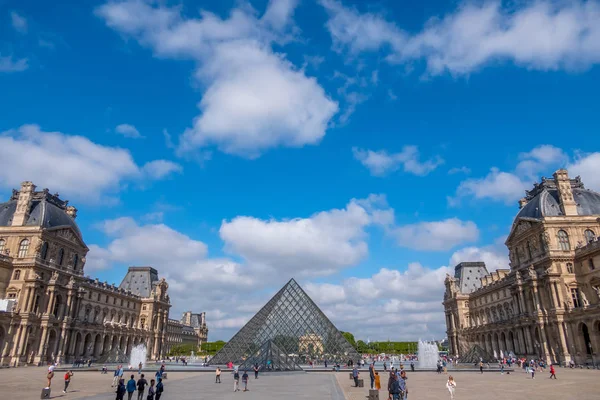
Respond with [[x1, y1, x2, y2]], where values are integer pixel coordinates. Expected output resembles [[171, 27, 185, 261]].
[[129, 344, 147, 369], [417, 340, 439, 369]]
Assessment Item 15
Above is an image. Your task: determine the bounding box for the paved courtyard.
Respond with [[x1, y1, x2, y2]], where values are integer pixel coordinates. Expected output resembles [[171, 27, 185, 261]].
[[0, 367, 599, 399]]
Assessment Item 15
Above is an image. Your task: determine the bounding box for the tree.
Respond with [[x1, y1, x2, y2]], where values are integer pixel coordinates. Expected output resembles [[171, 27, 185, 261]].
[[341, 331, 357, 350], [357, 340, 368, 353], [168, 344, 197, 357]]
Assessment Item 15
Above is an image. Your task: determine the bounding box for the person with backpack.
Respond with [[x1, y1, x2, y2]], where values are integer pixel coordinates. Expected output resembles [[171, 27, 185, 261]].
[[116, 378, 126, 400], [146, 379, 155, 400], [126, 375, 136, 400], [233, 370, 240, 392], [155, 377, 164, 400], [63, 370, 73, 393], [136, 374, 148, 400], [242, 371, 249, 391]]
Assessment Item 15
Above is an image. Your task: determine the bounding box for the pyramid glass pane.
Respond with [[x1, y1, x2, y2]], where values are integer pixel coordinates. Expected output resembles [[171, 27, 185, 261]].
[[209, 279, 360, 370]]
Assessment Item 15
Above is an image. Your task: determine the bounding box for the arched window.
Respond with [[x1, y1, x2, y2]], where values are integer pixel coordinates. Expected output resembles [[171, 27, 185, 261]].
[[13, 269, 21, 280], [72, 254, 79, 269], [0, 239, 5, 253], [57, 248, 64, 266], [557, 230, 570, 251], [18, 239, 30, 258], [584, 229, 596, 244], [53, 295, 62, 317], [41, 242, 49, 260]]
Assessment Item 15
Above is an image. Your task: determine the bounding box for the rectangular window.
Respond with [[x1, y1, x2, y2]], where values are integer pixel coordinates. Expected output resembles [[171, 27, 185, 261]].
[[590, 258, 595, 271], [571, 288, 581, 308], [566, 263, 574, 274], [7, 293, 15, 299]]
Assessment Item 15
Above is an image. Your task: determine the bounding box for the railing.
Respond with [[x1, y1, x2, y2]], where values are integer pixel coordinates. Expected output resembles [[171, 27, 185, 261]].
[[575, 238, 600, 255]]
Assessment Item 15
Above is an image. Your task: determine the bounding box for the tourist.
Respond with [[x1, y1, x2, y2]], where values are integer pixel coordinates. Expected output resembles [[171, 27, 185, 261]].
[[242, 370, 249, 391], [46, 365, 55, 389], [374, 371, 381, 390], [126, 375, 136, 400], [113, 364, 124, 387], [63, 370, 73, 393], [369, 362, 376, 389], [136, 374, 148, 400], [410, 362, 414, 372], [102, 365, 108, 374], [389, 374, 401, 400], [155, 377, 164, 400], [147, 379, 156, 400], [116, 378, 126, 400], [479, 361, 484, 374], [138, 362, 143, 375], [549, 364, 557, 379], [399, 370, 408, 400], [530, 364, 535, 379], [500, 363, 505, 374], [254, 363, 260, 379], [383, 361, 387, 371], [233, 369, 240, 392], [215, 367, 221, 383], [446, 376, 457, 400], [387, 370, 394, 400], [352, 365, 360, 387]]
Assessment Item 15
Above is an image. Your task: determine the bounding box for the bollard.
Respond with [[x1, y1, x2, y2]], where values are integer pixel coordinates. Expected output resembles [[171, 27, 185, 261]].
[[40, 388, 51, 399], [349, 372, 353, 380], [368, 389, 379, 400], [357, 378, 364, 387]]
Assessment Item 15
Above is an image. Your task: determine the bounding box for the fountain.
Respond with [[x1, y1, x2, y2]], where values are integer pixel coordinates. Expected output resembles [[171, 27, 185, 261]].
[[417, 340, 439, 369], [129, 344, 147, 369], [493, 350, 498, 359]]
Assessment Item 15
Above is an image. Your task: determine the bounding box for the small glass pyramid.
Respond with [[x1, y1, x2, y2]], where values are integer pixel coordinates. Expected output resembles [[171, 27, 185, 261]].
[[209, 278, 360, 370]]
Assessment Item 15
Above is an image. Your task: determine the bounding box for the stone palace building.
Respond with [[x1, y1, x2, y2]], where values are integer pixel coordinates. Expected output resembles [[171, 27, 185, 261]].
[[444, 169, 600, 366], [0, 182, 176, 366], [165, 311, 208, 354]]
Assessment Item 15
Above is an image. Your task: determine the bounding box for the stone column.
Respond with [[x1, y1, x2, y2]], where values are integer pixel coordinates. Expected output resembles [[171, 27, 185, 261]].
[[524, 327, 534, 355], [517, 328, 526, 355], [35, 326, 49, 364], [46, 290, 56, 315], [556, 320, 571, 365], [538, 324, 550, 362]]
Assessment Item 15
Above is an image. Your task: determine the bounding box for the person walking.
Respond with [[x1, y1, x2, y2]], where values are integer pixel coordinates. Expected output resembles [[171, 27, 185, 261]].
[[146, 379, 155, 400], [136, 374, 148, 400], [242, 370, 249, 391], [116, 379, 126, 400], [530, 364, 535, 379], [446, 376, 457, 400], [383, 361, 387, 371], [63, 370, 73, 393], [215, 367, 221, 383], [549, 364, 557, 379], [254, 363, 259, 379], [410, 362, 414, 372], [233, 370, 240, 392], [138, 362, 143, 375], [126, 375, 136, 400], [389, 374, 401, 400], [113, 364, 124, 387], [399, 370, 408, 400], [479, 361, 484, 374], [352, 365, 360, 387], [155, 377, 164, 400], [369, 362, 376, 389]]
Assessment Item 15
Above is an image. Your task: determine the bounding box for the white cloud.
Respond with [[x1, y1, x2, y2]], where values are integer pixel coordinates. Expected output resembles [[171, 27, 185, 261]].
[[115, 123, 143, 138], [141, 160, 182, 180], [449, 241, 509, 272], [353, 146, 443, 176], [451, 145, 567, 205], [393, 218, 479, 251], [448, 166, 470, 175], [97, 0, 338, 158], [568, 152, 600, 191], [321, 0, 600, 76], [0, 124, 181, 203], [10, 11, 27, 34], [0, 54, 28, 73], [219, 195, 392, 276], [305, 263, 452, 340]]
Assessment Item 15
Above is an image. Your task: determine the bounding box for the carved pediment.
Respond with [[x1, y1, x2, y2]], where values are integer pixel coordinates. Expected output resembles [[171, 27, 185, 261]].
[[515, 221, 532, 235], [49, 228, 87, 249]]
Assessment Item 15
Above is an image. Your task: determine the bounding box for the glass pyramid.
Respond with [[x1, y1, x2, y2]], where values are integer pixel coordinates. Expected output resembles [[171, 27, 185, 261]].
[[209, 278, 360, 370]]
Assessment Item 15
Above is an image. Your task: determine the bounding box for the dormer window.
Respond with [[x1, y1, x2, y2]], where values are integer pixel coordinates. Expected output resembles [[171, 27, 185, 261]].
[[57, 248, 64, 266], [557, 230, 570, 251], [18, 239, 29, 258], [72, 254, 79, 269]]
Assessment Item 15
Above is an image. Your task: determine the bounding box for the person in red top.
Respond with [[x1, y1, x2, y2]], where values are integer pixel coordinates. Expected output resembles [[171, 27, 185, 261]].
[[549, 365, 557, 379], [63, 370, 73, 393]]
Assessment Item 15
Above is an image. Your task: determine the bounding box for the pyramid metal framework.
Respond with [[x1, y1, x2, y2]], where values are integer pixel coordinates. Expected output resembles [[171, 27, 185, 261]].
[[209, 279, 360, 371]]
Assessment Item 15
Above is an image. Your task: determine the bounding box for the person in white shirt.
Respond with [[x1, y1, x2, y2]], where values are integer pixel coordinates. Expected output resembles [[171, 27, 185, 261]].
[[446, 375, 457, 399]]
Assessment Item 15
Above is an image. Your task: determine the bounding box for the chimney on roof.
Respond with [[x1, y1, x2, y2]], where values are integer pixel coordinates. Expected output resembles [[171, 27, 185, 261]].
[[11, 181, 36, 226], [553, 169, 578, 216]]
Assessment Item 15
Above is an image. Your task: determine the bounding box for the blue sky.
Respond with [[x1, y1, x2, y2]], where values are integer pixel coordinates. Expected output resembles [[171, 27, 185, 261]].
[[1, 0, 600, 341]]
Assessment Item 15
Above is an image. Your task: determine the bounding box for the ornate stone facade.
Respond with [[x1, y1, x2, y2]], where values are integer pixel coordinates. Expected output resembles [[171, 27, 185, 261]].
[[0, 182, 171, 366], [444, 170, 600, 366], [165, 312, 208, 354]]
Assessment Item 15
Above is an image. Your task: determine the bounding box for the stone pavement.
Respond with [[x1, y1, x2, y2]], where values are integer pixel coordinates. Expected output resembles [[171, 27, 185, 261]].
[[2, 366, 600, 399], [0, 368, 344, 399], [334, 368, 600, 400]]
